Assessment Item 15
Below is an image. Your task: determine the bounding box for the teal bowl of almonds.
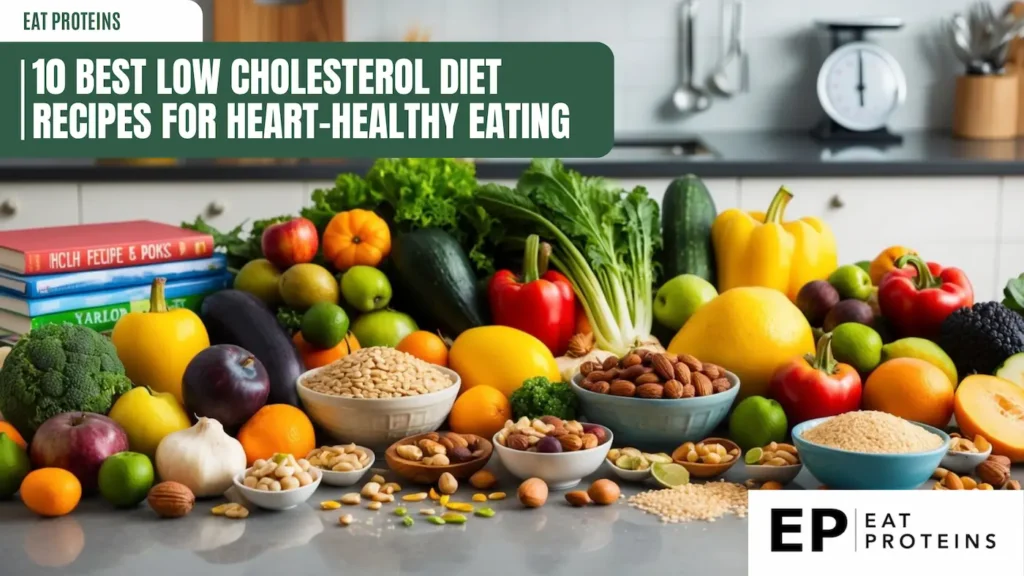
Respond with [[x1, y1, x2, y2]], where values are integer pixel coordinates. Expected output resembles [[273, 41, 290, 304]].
[[604, 448, 672, 482]]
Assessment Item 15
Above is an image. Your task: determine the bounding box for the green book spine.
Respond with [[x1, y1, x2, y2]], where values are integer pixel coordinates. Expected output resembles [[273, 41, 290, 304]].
[[28, 292, 211, 333]]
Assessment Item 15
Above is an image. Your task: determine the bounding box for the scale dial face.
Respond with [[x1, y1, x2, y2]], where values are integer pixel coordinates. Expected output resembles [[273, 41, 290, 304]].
[[817, 41, 907, 132]]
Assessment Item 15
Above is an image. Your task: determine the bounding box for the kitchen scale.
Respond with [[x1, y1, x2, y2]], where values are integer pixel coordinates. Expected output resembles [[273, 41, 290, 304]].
[[811, 18, 907, 144]]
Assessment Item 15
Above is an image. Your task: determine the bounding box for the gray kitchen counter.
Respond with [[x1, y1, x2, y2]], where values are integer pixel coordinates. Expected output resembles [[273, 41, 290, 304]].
[[1, 461, 1014, 576], [4, 131, 1024, 181]]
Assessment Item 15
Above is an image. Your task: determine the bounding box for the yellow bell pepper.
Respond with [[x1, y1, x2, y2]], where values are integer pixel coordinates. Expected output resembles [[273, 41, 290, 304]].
[[711, 187, 837, 301], [111, 278, 210, 403]]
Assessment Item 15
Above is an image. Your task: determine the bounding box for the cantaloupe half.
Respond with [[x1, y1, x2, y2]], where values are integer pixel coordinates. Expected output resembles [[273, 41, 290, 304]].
[[954, 375, 1024, 462]]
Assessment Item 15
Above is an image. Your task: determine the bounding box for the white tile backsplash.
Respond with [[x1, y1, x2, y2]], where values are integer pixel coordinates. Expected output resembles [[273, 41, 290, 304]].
[[345, 0, 1005, 132]]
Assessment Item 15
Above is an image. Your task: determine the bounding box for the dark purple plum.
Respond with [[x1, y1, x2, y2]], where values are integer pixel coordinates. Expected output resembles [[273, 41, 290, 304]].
[[823, 299, 875, 332], [183, 344, 270, 430], [536, 436, 563, 453], [796, 281, 840, 327]]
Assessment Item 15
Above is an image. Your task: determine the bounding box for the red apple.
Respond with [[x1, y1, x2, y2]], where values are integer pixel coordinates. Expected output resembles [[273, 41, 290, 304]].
[[261, 217, 318, 269], [30, 412, 129, 493]]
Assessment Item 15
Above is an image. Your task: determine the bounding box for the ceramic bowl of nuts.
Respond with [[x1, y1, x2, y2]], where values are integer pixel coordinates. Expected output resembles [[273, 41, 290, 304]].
[[296, 346, 461, 450], [741, 442, 803, 485], [306, 443, 375, 487], [571, 350, 740, 450], [384, 431, 493, 484], [940, 432, 992, 474], [233, 453, 323, 511], [671, 438, 742, 479], [492, 416, 613, 490], [605, 447, 672, 482]]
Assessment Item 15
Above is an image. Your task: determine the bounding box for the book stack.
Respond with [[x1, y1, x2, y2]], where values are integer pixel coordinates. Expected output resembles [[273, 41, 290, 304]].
[[0, 220, 230, 337]]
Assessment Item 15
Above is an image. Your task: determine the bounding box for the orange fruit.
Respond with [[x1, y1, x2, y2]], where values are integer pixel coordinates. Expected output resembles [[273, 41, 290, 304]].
[[238, 404, 316, 465], [20, 468, 82, 517], [863, 357, 954, 428], [294, 331, 360, 369], [954, 375, 1024, 462], [396, 331, 449, 366], [448, 385, 511, 439], [0, 422, 26, 449]]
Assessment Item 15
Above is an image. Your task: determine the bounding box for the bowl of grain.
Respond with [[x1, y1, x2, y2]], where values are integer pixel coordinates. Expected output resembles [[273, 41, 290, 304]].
[[296, 346, 460, 451], [792, 411, 951, 490]]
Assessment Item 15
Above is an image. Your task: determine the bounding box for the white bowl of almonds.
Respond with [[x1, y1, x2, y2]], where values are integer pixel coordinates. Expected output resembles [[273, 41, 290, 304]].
[[296, 347, 461, 450], [492, 416, 613, 490], [233, 453, 322, 511], [306, 444, 375, 487], [940, 432, 992, 474]]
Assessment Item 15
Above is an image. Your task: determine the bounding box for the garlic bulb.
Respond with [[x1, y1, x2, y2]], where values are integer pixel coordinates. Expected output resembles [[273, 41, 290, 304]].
[[155, 417, 246, 498]]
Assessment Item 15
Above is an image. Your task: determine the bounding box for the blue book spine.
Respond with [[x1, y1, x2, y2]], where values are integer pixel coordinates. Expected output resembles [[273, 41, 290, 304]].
[[0, 255, 227, 298], [19, 274, 231, 316]]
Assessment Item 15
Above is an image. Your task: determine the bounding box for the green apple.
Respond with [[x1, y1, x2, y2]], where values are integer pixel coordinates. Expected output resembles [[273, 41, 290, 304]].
[[98, 451, 154, 508], [107, 387, 191, 459], [827, 264, 873, 301], [351, 309, 418, 348], [653, 274, 718, 331], [340, 265, 393, 313]]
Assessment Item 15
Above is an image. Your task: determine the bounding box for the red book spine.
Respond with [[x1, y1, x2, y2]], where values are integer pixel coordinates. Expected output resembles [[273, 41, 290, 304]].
[[21, 234, 215, 275]]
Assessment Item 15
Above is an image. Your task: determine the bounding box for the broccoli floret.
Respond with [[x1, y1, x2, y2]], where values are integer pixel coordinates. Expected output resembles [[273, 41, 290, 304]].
[[938, 302, 1024, 378], [510, 376, 579, 421], [0, 323, 133, 440]]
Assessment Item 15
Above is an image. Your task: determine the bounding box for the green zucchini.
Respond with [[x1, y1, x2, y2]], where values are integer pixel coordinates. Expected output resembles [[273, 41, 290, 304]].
[[661, 174, 717, 284], [389, 228, 489, 338]]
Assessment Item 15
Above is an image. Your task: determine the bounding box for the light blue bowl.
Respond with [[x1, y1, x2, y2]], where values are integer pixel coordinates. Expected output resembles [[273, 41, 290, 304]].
[[571, 371, 740, 451], [792, 416, 951, 490]]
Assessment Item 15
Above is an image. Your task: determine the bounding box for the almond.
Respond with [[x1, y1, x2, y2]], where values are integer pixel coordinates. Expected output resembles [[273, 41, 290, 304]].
[[506, 433, 531, 451], [651, 354, 675, 381], [618, 364, 649, 381], [587, 479, 620, 505], [585, 370, 614, 383], [590, 381, 610, 394], [558, 434, 584, 451], [609, 380, 637, 397], [469, 470, 497, 490], [692, 372, 713, 397], [636, 383, 664, 399], [1005, 480, 1021, 490], [565, 490, 591, 507], [579, 361, 599, 376], [581, 433, 599, 449], [664, 379, 684, 399], [702, 363, 723, 379], [518, 478, 548, 508], [601, 356, 619, 371], [621, 353, 642, 368], [635, 372, 662, 385], [680, 383, 696, 398], [711, 378, 731, 393], [977, 460, 1010, 488], [147, 481, 195, 519], [673, 362, 692, 386], [679, 354, 703, 373], [943, 473, 964, 490]]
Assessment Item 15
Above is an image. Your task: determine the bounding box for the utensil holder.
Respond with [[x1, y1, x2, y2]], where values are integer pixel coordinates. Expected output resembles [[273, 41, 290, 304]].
[[953, 74, 1019, 140]]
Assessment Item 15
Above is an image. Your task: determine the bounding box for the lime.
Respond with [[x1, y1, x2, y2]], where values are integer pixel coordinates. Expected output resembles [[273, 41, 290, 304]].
[[0, 433, 30, 499], [651, 462, 690, 488], [744, 447, 763, 465], [98, 451, 154, 508], [728, 395, 788, 450], [831, 322, 883, 374], [301, 302, 350, 348]]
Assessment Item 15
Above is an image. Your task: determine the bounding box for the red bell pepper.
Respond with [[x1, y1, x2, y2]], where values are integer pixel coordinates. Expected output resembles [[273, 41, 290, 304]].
[[877, 254, 973, 339], [489, 235, 576, 356], [769, 333, 863, 427]]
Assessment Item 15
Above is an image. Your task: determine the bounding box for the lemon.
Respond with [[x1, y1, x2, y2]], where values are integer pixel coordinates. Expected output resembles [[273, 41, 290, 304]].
[[651, 462, 690, 488], [668, 287, 814, 399]]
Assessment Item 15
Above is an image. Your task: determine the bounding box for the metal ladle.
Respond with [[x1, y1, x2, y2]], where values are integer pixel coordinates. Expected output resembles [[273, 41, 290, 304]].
[[671, 0, 711, 114]]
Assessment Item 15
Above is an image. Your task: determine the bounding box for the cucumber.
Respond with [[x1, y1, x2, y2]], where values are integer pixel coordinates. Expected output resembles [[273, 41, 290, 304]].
[[661, 174, 717, 284], [995, 352, 1024, 387], [201, 290, 305, 407], [389, 228, 489, 339]]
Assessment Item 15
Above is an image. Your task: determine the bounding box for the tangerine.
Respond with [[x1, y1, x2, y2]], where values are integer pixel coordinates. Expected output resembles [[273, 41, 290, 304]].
[[863, 357, 954, 428], [396, 331, 449, 366], [0, 422, 26, 449], [238, 404, 316, 465], [448, 385, 511, 439], [20, 468, 82, 517], [294, 331, 360, 369]]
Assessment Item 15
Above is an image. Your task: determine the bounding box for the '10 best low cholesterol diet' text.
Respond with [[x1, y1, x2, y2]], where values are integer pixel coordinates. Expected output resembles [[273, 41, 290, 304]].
[[27, 57, 571, 141]]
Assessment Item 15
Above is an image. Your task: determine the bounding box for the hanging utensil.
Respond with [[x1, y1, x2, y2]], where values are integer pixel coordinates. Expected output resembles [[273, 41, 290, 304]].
[[710, 0, 743, 96], [736, 1, 749, 92], [671, 0, 711, 113]]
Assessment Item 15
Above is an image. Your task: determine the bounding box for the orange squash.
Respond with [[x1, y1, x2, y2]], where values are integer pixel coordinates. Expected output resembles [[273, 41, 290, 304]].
[[322, 209, 391, 271], [954, 375, 1024, 462], [293, 332, 360, 369]]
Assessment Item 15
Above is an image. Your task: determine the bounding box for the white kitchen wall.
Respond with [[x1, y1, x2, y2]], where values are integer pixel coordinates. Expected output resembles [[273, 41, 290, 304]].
[[341, 0, 1000, 133]]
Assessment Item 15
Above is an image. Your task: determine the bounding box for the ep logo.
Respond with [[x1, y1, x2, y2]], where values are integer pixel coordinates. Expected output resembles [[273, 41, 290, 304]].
[[771, 508, 848, 552]]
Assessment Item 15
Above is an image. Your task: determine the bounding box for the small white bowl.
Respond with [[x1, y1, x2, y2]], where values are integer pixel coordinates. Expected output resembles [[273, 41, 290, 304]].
[[741, 463, 803, 485], [492, 425, 613, 490], [941, 446, 992, 475], [605, 460, 652, 483], [233, 467, 322, 510], [297, 365, 460, 450], [317, 448, 375, 487]]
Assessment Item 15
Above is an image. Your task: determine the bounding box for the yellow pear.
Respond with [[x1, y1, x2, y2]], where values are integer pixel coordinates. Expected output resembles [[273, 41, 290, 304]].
[[107, 387, 191, 459]]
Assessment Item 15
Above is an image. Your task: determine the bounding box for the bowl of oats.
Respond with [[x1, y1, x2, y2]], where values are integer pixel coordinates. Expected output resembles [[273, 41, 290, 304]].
[[296, 346, 460, 450]]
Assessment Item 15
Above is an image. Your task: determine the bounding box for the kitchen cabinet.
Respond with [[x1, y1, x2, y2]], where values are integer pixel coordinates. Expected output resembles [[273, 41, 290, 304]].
[[0, 184, 80, 231]]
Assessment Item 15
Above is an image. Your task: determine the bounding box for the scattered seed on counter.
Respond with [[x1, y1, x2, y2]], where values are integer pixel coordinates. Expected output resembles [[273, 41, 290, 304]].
[[445, 502, 473, 512], [420, 508, 437, 515], [394, 507, 408, 516], [212, 503, 249, 519], [367, 501, 382, 511], [488, 492, 506, 500], [475, 507, 496, 518], [383, 482, 402, 494], [403, 492, 428, 502], [441, 512, 467, 524], [629, 481, 748, 523], [339, 514, 354, 526], [370, 474, 386, 484], [472, 493, 487, 502], [340, 493, 361, 505], [429, 488, 441, 500], [211, 504, 232, 516], [402, 516, 414, 527], [439, 495, 450, 506], [320, 501, 342, 510], [426, 515, 446, 525]]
